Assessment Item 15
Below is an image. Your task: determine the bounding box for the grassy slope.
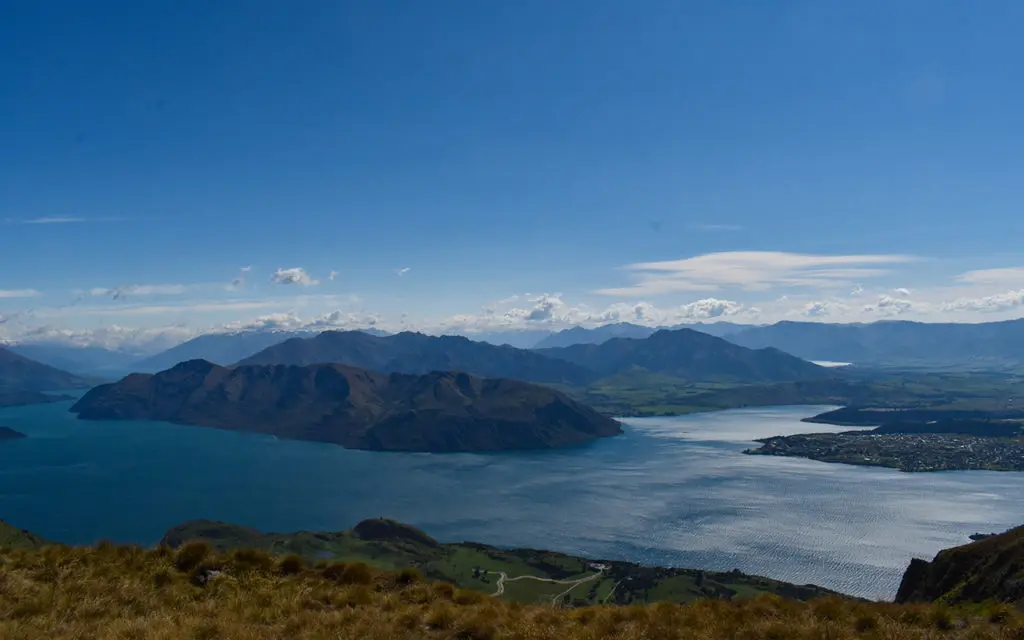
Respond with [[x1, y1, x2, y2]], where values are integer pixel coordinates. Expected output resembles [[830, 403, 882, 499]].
[[160, 519, 838, 606], [0, 541, 1020, 640], [0, 520, 46, 548]]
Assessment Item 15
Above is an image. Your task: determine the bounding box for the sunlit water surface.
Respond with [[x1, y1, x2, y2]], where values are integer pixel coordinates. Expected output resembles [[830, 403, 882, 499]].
[[1, 400, 1021, 600]]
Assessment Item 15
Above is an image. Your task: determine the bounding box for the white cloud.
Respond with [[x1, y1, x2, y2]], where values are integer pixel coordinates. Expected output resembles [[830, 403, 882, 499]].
[[941, 289, 1024, 314], [437, 294, 748, 335], [217, 309, 380, 334], [397, 267, 411, 276], [7, 324, 193, 352], [0, 289, 40, 298], [596, 251, 917, 296], [863, 295, 915, 316], [329, 270, 339, 281], [850, 284, 864, 296], [953, 267, 1024, 286], [801, 301, 847, 318], [892, 287, 911, 296], [271, 267, 319, 286]]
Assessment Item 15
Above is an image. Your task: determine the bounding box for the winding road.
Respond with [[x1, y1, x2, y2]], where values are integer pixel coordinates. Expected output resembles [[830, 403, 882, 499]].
[[491, 563, 607, 604]]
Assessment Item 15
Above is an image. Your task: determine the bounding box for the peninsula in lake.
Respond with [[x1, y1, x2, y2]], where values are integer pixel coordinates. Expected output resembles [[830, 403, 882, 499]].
[[745, 418, 1024, 472], [70, 359, 622, 452]]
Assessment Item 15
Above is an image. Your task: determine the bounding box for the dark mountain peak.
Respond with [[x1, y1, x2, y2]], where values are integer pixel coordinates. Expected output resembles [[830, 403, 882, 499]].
[[538, 327, 827, 382], [649, 327, 717, 341], [168, 359, 218, 373], [352, 518, 439, 547]]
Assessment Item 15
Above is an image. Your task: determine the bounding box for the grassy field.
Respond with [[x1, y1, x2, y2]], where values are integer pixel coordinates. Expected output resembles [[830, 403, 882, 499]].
[[159, 518, 839, 606], [565, 369, 1024, 417], [0, 541, 1021, 639]]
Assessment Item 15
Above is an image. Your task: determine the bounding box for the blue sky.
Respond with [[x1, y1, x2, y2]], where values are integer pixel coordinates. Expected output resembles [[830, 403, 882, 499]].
[[2, 0, 1024, 347]]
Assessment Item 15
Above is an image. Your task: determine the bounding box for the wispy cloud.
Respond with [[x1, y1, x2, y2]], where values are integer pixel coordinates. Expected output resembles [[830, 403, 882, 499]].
[[595, 251, 918, 296], [329, 270, 339, 281], [954, 267, 1024, 286], [69, 299, 285, 317], [0, 289, 41, 299], [9, 216, 128, 225], [23, 217, 88, 224], [397, 267, 411, 276], [89, 284, 189, 300], [271, 267, 319, 286], [691, 223, 744, 232]]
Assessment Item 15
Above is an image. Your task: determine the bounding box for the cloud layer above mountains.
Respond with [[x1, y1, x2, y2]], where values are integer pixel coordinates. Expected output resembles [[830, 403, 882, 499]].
[[3, 251, 1024, 350]]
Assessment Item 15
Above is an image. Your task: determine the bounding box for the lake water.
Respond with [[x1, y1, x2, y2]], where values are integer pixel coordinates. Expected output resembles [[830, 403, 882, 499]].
[[1, 399, 1022, 601]]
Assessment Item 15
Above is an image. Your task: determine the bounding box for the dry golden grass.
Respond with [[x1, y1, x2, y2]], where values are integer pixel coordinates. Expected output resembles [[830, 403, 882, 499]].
[[1, 542, 1022, 639]]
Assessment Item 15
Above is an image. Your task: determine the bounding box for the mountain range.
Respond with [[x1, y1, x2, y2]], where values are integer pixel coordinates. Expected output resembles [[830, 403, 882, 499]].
[[131, 330, 312, 373], [0, 322, 749, 377], [237, 330, 598, 386], [533, 322, 750, 349], [0, 347, 92, 392], [725, 319, 1024, 366], [5, 342, 143, 377], [537, 328, 829, 382], [237, 328, 834, 385], [70, 359, 622, 452]]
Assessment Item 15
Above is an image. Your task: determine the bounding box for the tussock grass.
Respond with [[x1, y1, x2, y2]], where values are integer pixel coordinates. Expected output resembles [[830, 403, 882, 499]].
[[0, 542, 1021, 639]]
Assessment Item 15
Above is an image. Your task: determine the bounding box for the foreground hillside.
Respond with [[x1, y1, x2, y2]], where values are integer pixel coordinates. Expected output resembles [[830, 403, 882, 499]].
[[897, 524, 1024, 606], [161, 518, 838, 606], [0, 538, 1019, 640], [70, 359, 621, 452]]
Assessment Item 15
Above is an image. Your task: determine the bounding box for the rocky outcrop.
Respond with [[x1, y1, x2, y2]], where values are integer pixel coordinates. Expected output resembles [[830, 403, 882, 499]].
[[896, 525, 1024, 605]]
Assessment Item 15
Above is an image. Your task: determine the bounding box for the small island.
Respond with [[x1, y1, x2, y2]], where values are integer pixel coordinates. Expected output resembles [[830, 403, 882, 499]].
[[0, 426, 27, 440], [70, 359, 622, 453], [745, 419, 1024, 472]]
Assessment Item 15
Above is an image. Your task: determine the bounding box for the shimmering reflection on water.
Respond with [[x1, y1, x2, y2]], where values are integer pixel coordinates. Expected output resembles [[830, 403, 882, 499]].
[[1, 401, 1021, 600]]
